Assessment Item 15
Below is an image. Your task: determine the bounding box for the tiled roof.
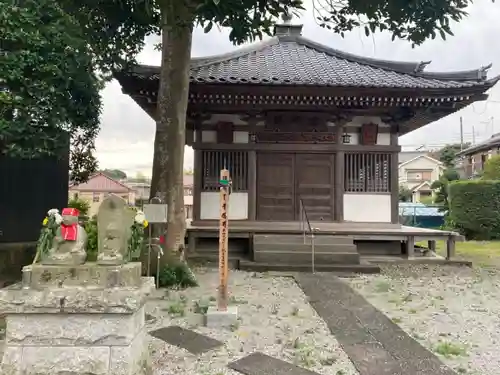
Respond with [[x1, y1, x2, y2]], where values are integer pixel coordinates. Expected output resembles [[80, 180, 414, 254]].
[[69, 173, 133, 193], [120, 34, 499, 90], [399, 151, 428, 164], [457, 133, 500, 156]]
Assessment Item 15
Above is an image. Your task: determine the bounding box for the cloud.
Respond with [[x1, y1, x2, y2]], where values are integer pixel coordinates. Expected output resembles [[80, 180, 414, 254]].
[[96, 1, 500, 176]]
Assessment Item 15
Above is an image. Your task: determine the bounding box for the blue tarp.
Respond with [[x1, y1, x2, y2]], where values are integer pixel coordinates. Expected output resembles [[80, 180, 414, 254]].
[[398, 203, 444, 217], [399, 203, 444, 228]]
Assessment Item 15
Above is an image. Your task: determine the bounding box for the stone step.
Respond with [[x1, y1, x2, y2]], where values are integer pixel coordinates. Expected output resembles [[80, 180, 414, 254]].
[[253, 234, 354, 245], [239, 260, 380, 274], [253, 242, 358, 254], [253, 250, 360, 264]]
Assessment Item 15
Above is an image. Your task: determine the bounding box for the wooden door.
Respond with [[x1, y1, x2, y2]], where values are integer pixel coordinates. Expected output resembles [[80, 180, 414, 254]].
[[295, 154, 334, 221], [257, 153, 295, 221]]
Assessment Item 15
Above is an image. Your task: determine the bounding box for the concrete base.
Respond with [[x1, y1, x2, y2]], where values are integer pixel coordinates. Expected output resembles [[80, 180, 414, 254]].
[[0, 277, 155, 375], [25, 262, 142, 289], [205, 305, 238, 329]]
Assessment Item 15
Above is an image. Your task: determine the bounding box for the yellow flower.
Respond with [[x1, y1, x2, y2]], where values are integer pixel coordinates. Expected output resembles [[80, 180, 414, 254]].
[[42, 217, 48, 226], [143, 220, 149, 228]]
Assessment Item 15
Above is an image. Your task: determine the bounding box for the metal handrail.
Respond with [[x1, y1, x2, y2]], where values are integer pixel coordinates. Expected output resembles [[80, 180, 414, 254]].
[[299, 197, 315, 273]]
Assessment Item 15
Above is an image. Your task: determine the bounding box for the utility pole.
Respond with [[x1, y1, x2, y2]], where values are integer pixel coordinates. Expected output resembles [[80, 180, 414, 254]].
[[472, 126, 476, 145], [460, 116, 464, 150]]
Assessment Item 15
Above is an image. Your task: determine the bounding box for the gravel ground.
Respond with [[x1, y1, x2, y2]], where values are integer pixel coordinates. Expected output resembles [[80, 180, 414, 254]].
[[146, 268, 358, 375], [347, 265, 500, 375]]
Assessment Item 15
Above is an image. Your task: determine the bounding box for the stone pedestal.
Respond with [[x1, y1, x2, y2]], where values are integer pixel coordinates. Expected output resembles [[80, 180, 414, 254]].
[[0, 262, 154, 375], [205, 305, 238, 329]]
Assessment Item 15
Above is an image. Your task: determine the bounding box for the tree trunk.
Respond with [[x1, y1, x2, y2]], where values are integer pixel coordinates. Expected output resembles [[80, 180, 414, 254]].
[[150, 2, 193, 267]]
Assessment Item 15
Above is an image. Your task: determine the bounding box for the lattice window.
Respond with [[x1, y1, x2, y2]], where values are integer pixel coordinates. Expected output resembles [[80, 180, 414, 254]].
[[344, 153, 391, 192], [201, 151, 248, 191]]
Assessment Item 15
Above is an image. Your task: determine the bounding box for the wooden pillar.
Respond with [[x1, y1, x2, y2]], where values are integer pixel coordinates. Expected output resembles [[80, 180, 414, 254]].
[[390, 125, 400, 224], [248, 150, 257, 221], [193, 148, 202, 221], [427, 240, 436, 252], [334, 124, 345, 222], [446, 235, 456, 260], [406, 236, 415, 258]]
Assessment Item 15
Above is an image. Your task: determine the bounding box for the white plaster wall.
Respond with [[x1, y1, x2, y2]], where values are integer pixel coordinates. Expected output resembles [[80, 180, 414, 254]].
[[200, 192, 248, 220], [201, 130, 217, 143], [233, 131, 249, 143], [344, 194, 391, 222], [342, 116, 391, 145]]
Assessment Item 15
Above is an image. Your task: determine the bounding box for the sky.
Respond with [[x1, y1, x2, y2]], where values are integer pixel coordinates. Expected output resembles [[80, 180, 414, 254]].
[[95, 1, 500, 178]]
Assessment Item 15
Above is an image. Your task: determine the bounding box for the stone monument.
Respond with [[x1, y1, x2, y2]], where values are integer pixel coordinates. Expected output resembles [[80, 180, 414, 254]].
[[97, 194, 134, 265], [0, 203, 154, 375]]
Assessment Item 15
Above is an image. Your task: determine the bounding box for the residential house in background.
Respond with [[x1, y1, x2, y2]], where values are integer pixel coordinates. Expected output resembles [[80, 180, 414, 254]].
[[456, 133, 500, 179], [125, 181, 151, 202], [69, 172, 136, 216], [123, 174, 195, 219], [398, 153, 444, 202]]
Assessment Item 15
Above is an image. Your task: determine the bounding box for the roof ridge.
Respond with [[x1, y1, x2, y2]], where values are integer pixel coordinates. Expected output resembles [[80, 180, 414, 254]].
[[290, 36, 492, 82], [98, 172, 134, 191], [70, 172, 133, 192]]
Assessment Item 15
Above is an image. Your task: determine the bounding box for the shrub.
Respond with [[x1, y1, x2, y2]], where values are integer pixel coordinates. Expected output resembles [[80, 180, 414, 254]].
[[482, 155, 500, 180], [84, 216, 98, 261], [158, 262, 198, 288], [448, 180, 500, 240], [68, 196, 90, 216]]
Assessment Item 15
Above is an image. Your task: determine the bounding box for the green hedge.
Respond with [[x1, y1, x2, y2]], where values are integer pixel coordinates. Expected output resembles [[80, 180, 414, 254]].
[[448, 180, 500, 240]]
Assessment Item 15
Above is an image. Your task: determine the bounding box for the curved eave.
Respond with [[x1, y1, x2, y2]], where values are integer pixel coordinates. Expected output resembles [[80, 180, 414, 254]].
[[115, 73, 499, 100]]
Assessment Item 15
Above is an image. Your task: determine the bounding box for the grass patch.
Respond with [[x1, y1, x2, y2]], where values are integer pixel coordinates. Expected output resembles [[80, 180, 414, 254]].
[[434, 341, 467, 358], [374, 280, 391, 293], [417, 240, 500, 267]]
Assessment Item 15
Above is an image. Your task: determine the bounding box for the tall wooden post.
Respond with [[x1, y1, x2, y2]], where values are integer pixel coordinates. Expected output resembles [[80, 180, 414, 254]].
[[218, 168, 230, 311]]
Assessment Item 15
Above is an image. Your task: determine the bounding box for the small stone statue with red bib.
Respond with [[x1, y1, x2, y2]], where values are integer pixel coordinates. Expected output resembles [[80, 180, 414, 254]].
[[42, 207, 88, 265]]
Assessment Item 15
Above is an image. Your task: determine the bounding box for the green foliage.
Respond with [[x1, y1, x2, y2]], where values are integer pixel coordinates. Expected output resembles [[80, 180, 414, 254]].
[[436, 144, 468, 168], [431, 168, 461, 214], [35, 214, 59, 262], [399, 185, 412, 202], [68, 196, 90, 216], [316, 1, 490, 47], [1, 0, 101, 183], [84, 216, 98, 261], [128, 221, 146, 261], [481, 155, 500, 180], [449, 180, 500, 240], [419, 195, 434, 205], [158, 263, 198, 289], [101, 169, 127, 180]]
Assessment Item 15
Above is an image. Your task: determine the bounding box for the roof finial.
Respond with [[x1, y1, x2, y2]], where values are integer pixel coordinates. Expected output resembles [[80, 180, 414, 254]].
[[274, 12, 302, 36], [282, 12, 293, 24]]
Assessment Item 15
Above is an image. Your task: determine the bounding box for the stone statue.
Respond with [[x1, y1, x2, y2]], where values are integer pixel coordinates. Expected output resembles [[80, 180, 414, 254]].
[[97, 194, 133, 265], [42, 207, 87, 265]]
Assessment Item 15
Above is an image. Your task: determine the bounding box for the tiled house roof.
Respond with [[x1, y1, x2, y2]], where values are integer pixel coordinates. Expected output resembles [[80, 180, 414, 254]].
[[118, 32, 499, 90], [69, 173, 133, 193], [457, 133, 500, 156]]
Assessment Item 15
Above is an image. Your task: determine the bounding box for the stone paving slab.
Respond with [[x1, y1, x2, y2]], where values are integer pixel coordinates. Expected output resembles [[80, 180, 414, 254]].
[[148, 325, 223, 355], [296, 274, 457, 375], [228, 352, 320, 375]]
